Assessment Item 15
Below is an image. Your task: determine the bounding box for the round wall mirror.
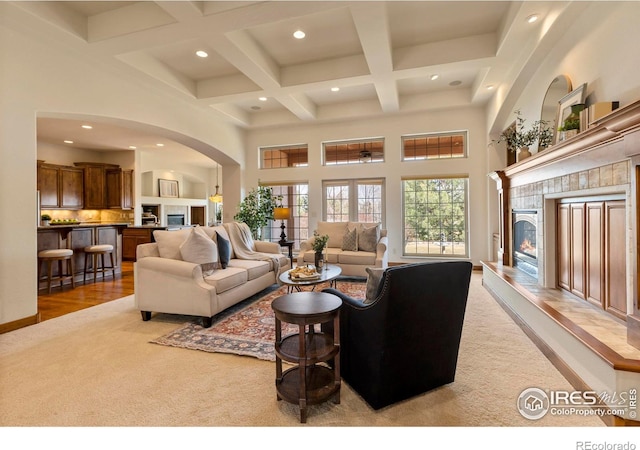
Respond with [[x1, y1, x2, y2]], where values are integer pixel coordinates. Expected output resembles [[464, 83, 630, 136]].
[[540, 75, 572, 150]]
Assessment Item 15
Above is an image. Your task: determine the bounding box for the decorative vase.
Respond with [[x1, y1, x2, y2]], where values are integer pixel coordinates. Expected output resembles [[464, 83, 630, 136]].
[[314, 251, 324, 273], [41, 219, 50, 227], [517, 147, 531, 162]]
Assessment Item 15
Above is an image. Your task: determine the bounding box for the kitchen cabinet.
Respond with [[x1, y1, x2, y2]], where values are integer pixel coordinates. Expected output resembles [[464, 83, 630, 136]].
[[122, 226, 165, 261], [76, 163, 109, 209], [37, 161, 83, 209], [75, 162, 132, 209], [60, 166, 84, 209], [106, 169, 134, 209]]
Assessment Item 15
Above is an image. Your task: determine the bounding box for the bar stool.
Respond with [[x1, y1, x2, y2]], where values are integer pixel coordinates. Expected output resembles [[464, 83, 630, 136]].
[[83, 244, 116, 284], [38, 249, 75, 294]]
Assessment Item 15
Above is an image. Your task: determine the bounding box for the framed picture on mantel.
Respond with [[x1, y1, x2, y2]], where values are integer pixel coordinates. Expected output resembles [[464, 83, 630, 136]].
[[555, 83, 587, 144], [159, 179, 179, 198]]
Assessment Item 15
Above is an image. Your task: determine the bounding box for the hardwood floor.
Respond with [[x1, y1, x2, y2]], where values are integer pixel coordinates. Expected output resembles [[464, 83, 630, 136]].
[[38, 261, 134, 322]]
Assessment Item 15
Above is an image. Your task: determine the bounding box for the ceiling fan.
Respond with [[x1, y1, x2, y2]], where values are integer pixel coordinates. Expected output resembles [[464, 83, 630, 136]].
[[359, 148, 384, 162]]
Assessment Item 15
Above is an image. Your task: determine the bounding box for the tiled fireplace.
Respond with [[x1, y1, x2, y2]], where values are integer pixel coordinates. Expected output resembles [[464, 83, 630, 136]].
[[483, 100, 640, 422], [488, 100, 640, 347]]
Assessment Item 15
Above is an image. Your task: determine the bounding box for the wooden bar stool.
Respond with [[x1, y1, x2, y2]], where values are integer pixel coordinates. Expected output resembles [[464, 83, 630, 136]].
[[83, 244, 116, 284], [38, 249, 75, 294]]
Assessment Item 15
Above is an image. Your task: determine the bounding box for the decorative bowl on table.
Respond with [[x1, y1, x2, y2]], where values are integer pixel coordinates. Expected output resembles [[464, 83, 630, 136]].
[[288, 266, 321, 280]]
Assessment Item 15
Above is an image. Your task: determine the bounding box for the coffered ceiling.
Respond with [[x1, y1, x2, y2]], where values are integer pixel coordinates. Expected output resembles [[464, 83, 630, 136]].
[[16, 1, 581, 155]]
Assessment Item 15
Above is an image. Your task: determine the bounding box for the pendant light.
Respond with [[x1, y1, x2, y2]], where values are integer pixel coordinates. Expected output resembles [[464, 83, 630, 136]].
[[209, 163, 223, 203]]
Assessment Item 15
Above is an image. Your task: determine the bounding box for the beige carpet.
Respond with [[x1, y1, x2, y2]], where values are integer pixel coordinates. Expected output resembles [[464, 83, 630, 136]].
[[0, 273, 603, 428]]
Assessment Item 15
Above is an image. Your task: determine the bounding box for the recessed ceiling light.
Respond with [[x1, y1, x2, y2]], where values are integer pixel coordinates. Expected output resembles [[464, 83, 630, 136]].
[[449, 80, 462, 86], [129, 146, 137, 149], [64, 140, 74, 144], [196, 50, 208, 58], [486, 85, 494, 90], [430, 74, 439, 81], [81, 124, 92, 129], [527, 14, 539, 24], [331, 87, 340, 92], [251, 106, 261, 111], [293, 30, 306, 39], [258, 97, 267, 101], [156, 143, 164, 147]]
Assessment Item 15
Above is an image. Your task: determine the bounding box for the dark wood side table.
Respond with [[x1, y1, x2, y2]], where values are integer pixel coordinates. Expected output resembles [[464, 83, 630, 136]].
[[271, 292, 341, 423], [279, 240, 294, 267]]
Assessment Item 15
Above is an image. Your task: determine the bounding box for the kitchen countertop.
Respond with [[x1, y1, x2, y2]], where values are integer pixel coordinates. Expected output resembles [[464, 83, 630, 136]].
[[125, 225, 168, 229], [38, 222, 130, 230]]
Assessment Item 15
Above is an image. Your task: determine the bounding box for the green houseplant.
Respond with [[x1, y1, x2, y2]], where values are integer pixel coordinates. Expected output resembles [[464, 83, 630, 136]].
[[40, 214, 51, 226], [311, 231, 329, 272], [234, 185, 282, 240], [493, 110, 553, 159]]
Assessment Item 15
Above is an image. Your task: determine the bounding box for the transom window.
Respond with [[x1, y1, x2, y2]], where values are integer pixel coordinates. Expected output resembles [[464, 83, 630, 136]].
[[402, 177, 468, 257], [402, 131, 467, 161], [323, 179, 384, 225], [260, 144, 308, 169], [323, 138, 384, 165]]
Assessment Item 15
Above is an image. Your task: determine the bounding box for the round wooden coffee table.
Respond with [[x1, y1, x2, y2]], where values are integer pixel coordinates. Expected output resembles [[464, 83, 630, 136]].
[[271, 291, 341, 423], [279, 264, 342, 293]]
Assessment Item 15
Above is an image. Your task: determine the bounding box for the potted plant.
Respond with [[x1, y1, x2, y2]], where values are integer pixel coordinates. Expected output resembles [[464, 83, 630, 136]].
[[311, 231, 329, 272], [40, 214, 51, 226], [493, 110, 552, 160], [234, 185, 282, 240], [557, 104, 584, 141], [215, 207, 222, 224]]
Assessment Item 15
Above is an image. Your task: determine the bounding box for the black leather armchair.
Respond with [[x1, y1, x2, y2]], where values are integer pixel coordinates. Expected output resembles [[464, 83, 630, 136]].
[[322, 261, 473, 410]]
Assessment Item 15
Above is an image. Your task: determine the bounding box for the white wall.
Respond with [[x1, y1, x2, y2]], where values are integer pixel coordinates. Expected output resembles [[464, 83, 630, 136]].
[[0, 3, 245, 325], [489, 2, 640, 145], [245, 107, 489, 265], [484, 2, 640, 261]]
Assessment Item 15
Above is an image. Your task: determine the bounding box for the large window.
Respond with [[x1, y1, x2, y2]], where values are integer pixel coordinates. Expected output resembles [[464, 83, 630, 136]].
[[323, 138, 384, 165], [263, 183, 309, 250], [402, 131, 467, 161], [403, 177, 468, 257], [323, 179, 384, 224], [260, 144, 308, 169]]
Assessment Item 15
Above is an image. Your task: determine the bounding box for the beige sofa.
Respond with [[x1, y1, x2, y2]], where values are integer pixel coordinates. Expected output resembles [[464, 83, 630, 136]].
[[297, 221, 388, 277], [134, 223, 290, 327]]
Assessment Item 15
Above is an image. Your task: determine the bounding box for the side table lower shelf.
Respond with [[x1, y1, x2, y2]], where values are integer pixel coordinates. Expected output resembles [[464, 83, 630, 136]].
[[276, 365, 340, 406]]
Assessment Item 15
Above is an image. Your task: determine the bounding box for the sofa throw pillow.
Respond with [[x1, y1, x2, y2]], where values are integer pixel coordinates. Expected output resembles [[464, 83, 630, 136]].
[[179, 227, 219, 276], [358, 224, 380, 252], [316, 221, 348, 248], [341, 226, 358, 251], [217, 233, 231, 269], [364, 267, 385, 304], [153, 228, 192, 260]]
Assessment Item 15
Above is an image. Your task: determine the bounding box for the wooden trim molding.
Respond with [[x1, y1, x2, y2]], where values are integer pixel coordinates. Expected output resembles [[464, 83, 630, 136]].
[[483, 261, 640, 373], [0, 313, 40, 334]]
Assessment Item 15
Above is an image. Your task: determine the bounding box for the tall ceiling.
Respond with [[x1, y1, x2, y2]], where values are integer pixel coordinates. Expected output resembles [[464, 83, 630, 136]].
[[16, 1, 576, 158]]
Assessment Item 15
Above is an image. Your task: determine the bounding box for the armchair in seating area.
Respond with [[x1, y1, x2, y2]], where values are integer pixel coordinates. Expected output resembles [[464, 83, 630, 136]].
[[322, 261, 473, 410], [297, 221, 388, 277]]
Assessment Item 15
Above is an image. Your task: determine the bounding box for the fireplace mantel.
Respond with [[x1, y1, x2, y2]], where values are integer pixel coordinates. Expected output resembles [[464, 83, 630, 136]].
[[488, 98, 640, 350], [504, 99, 640, 180]]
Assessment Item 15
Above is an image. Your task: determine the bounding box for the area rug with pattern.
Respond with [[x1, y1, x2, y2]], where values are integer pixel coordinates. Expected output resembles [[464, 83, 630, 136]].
[[150, 281, 366, 361]]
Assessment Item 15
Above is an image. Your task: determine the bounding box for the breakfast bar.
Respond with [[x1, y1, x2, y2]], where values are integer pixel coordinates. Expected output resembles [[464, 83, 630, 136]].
[[37, 223, 128, 291]]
